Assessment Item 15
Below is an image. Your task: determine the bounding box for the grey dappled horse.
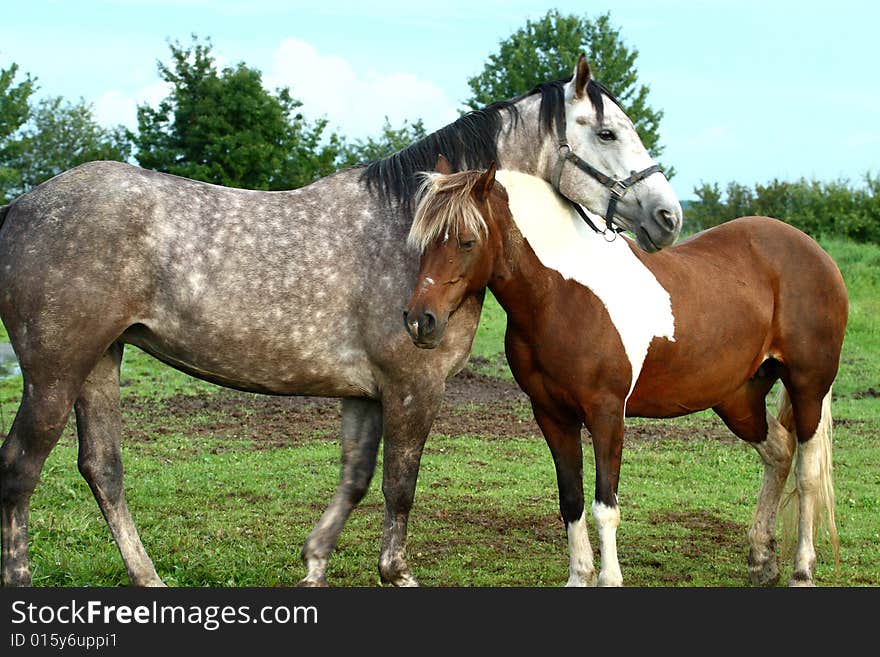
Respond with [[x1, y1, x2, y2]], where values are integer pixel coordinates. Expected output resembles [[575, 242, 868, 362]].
[[0, 56, 681, 587]]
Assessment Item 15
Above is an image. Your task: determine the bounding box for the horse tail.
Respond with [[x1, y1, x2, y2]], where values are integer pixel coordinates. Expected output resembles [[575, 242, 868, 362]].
[[778, 386, 840, 566]]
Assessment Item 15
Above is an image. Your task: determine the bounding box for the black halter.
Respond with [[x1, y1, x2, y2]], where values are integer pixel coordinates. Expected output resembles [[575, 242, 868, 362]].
[[551, 104, 662, 237]]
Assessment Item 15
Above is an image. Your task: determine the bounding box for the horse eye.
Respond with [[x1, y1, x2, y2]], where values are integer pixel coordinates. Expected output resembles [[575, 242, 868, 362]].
[[458, 239, 476, 251], [597, 129, 617, 142]]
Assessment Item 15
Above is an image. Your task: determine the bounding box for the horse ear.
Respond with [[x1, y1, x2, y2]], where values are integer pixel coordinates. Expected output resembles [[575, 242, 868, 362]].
[[573, 53, 591, 99], [475, 162, 497, 202], [435, 154, 453, 175]]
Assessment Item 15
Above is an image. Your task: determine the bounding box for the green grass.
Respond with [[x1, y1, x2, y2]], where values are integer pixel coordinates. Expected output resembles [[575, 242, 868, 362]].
[[0, 238, 877, 587]]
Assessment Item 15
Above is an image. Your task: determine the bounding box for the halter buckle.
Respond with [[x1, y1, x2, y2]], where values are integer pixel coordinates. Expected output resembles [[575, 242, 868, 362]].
[[609, 180, 628, 199]]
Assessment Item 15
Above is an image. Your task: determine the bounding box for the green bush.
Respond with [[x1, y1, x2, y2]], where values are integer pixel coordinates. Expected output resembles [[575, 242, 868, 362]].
[[684, 174, 880, 243]]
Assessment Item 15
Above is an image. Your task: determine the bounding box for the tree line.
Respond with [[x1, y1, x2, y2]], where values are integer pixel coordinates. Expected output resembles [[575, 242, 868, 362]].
[[1, 10, 875, 243], [686, 177, 880, 243], [0, 11, 662, 203]]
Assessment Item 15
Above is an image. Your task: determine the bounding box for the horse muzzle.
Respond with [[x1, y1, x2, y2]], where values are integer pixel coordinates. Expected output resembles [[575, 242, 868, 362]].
[[630, 202, 682, 252], [403, 309, 447, 349]]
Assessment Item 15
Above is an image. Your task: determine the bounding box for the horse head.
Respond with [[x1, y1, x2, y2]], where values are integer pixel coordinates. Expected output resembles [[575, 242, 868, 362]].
[[551, 54, 681, 252], [404, 159, 501, 348]]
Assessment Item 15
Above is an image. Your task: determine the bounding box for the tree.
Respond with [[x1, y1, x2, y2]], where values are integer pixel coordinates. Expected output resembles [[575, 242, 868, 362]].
[[0, 63, 36, 201], [465, 10, 669, 170], [337, 117, 427, 167], [0, 64, 130, 202], [133, 36, 339, 190], [12, 97, 130, 195]]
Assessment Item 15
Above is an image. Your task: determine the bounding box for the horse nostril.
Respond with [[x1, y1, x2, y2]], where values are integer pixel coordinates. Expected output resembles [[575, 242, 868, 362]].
[[421, 311, 436, 337], [655, 207, 678, 232]]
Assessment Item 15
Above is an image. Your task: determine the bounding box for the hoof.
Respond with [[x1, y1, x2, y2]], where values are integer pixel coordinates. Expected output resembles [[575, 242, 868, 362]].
[[597, 571, 623, 587], [565, 571, 598, 587], [130, 572, 167, 587], [748, 559, 780, 587], [750, 569, 781, 588], [748, 544, 781, 587], [787, 571, 815, 587], [381, 572, 419, 587], [3, 563, 33, 587], [297, 577, 329, 588], [379, 566, 419, 587], [379, 555, 419, 587], [392, 573, 419, 587]]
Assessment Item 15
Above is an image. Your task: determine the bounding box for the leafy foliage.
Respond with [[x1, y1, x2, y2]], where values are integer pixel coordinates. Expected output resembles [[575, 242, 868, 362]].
[[13, 98, 130, 195], [685, 175, 880, 243], [337, 117, 426, 167], [132, 36, 341, 190], [0, 64, 128, 202], [0, 63, 35, 199], [465, 10, 669, 171]]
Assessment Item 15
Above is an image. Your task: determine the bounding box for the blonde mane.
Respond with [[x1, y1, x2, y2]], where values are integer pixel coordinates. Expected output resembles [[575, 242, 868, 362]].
[[408, 171, 489, 253]]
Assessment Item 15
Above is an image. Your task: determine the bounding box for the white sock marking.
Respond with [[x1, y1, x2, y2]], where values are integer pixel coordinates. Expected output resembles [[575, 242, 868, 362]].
[[592, 500, 623, 587], [566, 512, 596, 586]]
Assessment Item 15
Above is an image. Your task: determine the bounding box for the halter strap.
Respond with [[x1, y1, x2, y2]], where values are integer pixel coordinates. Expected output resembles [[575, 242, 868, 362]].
[[551, 102, 662, 236]]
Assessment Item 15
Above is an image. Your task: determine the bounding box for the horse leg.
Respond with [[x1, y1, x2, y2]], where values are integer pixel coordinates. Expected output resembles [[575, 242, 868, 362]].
[[713, 373, 793, 587], [747, 408, 796, 587], [1, 377, 79, 586], [377, 382, 443, 587], [532, 404, 596, 587], [783, 387, 837, 587], [299, 397, 382, 587], [586, 403, 626, 587], [74, 343, 164, 587]]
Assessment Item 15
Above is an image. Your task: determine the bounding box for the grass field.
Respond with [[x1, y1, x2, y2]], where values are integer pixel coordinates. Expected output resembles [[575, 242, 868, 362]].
[[0, 237, 877, 587]]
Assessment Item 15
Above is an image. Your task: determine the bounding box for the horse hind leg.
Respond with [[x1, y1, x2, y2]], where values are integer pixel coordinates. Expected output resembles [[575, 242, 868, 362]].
[[299, 397, 382, 587], [779, 386, 838, 587], [1, 375, 80, 586], [74, 343, 164, 586], [748, 398, 796, 587], [713, 368, 794, 587]]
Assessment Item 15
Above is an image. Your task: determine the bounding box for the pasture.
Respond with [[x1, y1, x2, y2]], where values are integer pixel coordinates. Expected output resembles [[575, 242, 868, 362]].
[[0, 236, 877, 587]]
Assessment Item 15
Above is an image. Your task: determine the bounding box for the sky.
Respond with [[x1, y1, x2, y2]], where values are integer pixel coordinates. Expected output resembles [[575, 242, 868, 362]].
[[2, 0, 878, 200]]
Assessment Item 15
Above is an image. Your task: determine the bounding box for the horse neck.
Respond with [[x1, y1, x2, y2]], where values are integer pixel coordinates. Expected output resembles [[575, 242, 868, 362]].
[[494, 94, 554, 180], [485, 210, 555, 324]]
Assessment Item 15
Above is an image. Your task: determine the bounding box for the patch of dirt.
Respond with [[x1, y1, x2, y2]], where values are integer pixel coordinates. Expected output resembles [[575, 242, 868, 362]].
[[118, 366, 734, 447], [852, 386, 880, 399]]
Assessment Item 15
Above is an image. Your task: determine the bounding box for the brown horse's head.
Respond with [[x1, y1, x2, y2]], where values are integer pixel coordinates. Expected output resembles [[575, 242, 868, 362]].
[[404, 157, 503, 348]]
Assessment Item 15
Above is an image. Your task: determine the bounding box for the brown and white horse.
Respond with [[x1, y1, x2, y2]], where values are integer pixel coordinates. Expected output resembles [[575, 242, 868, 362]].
[[403, 161, 848, 586]]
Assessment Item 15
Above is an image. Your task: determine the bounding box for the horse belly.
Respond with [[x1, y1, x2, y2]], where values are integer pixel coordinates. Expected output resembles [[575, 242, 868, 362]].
[[123, 317, 377, 397], [625, 332, 769, 418]]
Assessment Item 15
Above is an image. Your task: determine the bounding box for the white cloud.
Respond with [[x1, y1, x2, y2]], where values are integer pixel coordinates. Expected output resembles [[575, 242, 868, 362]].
[[94, 81, 170, 130], [264, 38, 460, 140], [91, 38, 460, 142]]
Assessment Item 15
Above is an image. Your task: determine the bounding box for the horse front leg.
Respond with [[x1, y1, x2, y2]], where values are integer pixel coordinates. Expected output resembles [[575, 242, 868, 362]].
[[299, 397, 383, 587], [377, 382, 443, 587], [586, 404, 626, 587], [532, 404, 596, 587]]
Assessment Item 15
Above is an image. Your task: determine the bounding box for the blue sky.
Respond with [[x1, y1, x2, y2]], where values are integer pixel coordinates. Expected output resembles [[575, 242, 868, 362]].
[[2, 0, 878, 200]]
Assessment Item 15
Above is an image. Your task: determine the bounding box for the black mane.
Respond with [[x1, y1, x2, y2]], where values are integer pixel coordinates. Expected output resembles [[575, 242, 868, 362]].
[[360, 77, 619, 212]]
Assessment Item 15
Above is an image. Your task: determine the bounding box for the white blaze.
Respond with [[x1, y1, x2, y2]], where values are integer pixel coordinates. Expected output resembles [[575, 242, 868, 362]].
[[496, 170, 675, 399]]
